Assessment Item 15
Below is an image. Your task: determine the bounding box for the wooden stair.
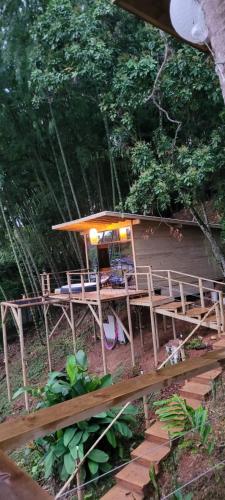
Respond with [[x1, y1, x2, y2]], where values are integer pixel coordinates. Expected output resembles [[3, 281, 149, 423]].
[[101, 339, 224, 499]]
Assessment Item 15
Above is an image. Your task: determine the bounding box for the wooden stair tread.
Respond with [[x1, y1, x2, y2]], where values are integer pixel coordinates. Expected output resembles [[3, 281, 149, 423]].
[[116, 462, 151, 495], [100, 485, 143, 500], [186, 307, 209, 317], [192, 367, 222, 385], [131, 440, 170, 466], [183, 398, 202, 409], [158, 301, 193, 311], [213, 339, 225, 349], [179, 382, 211, 400], [145, 421, 169, 443]]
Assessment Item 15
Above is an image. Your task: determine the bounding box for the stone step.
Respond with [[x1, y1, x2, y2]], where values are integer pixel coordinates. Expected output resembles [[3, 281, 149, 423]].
[[116, 462, 151, 496], [179, 382, 211, 401], [145, 421, 170, 445], [101, 485, 144, 500], [131, 440, 170, 469], [191, 367, 222, 385]]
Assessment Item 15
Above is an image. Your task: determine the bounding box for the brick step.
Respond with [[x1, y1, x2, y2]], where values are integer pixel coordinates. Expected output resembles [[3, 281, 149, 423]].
[[145, 421, 170, 444], [116, 462, 151, 496], [191, 367, 222, 385], [179, 382, 211, 401], [100, 484, 144, 500], [131, 440, 170, 468]]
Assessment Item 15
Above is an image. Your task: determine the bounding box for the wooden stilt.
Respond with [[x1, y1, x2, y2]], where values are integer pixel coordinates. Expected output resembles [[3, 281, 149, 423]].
[[96, 274, 107, 375], [92, 315, 97, 342], [125, 275, 135, 367], [154, 313, 160, 350], [219, 291, 225, 333], [44, 304, 52, 372], [18, 308, 29, 412], [70, 302, 76, 354], [163, 315, 167, 334], [179, 282, 186, 314], [1, 305, 11, 402], [138, 309, 144, 348], [172, 318, 177, 339], [147, 274, 158, 367], [215, 303, 221, 335]]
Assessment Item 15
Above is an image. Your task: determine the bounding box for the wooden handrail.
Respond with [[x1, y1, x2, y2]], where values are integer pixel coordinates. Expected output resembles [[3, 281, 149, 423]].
[[1, 349, 225, 453]]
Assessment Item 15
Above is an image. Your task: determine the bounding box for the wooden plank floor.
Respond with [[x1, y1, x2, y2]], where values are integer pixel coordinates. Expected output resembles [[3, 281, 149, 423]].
[[130, 295, 174, 307], [50, 288, 147, 304]]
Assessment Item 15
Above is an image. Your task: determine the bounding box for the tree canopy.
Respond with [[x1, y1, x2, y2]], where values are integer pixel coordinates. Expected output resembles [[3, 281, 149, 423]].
[[1, 0, 225, 300]]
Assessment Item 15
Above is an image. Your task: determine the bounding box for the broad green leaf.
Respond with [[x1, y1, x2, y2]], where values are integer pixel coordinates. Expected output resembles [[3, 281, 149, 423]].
[[75, 350, 87, 370], [69, 431, 83, 448], [88, 449, 109, 463], [88, 459, 99, 475], [106, 429, 117, 448], [44, 449, 55, 478], [64, 452, 75, 475], [63, 428, 76, 447]]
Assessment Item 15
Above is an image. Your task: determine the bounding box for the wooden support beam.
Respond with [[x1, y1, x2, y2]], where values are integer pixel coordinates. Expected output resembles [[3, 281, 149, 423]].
[[44, 304, 52, 372], [125, 275, 135, 366], [70, 302, 76, 354], [96, 274, 107, 375], [1, 349, 225, 453], [88, 304, 100, 328], [1, 305, 11, 402], [199, 278, 205, 308], [147, 274, 158, 367], [18, 308, 29, 412], [0, 450, 53, 499]]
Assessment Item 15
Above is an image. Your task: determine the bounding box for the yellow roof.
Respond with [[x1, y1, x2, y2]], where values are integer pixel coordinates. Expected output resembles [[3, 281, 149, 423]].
[[114, 0, 207, 51], [52, 211, 220, 233]]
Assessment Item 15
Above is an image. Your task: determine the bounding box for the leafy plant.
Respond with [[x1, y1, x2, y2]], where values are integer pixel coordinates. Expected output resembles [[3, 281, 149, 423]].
[[153, 394, 214, 452], [13, 350, 137, 482], [186, 337, 206, 350]]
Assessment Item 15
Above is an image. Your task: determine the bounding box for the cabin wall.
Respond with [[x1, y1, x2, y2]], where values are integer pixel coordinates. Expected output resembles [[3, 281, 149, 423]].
[[132, 221, 221, 290]]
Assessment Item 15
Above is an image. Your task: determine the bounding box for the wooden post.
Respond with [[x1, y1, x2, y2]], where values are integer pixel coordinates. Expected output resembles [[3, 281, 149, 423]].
[[138, 309, 144, 348], [70, 302, 76, 354], [84, 233, 90, 279], [147, 273, 158, 367], [154, 313, 160, 350], [179, 282, 186, 314], [44, 303, 52, 372], [1, 305, 11, 402], [141, 371, 150, 429], [67, 272, 72, 296], [41, 274, 45, 295], [172, 318, 177, 340], [163, 315, 167, 334], [199, 278, 205, 308], [219, 291, 225, 333], [76, 452, 83, 500], [215, 302, 221, 335], [125, 273, 135, 367], [148, 266, 154, 294], [18, 307, 29, 411], [168, 270, 173, 296], [130, 223, 138, 289], [96, 273, 107, 374], [81, 274, 85, 301], [92, 315, 97, 342]]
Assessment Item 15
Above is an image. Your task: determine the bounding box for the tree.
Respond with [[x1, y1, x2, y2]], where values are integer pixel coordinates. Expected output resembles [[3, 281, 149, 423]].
[[200, 0, 225, 103]]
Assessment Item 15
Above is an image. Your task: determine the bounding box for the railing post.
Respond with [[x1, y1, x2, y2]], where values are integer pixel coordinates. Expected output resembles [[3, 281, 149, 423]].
[[147, 273, 158, 367], [219, 291, 225, 333], [96, 272, 107, 374], [125, 273, 135, 367], [199, 278, 205, 307], [168, 270, 173, 297], [81, 274, 85, 301], [67, 272, 72, 296], [148, 266, 154, 294], [179, 282, 186, 314]]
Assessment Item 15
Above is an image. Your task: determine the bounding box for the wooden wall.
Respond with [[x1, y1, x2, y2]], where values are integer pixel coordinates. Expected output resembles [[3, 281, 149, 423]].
[[132, 221, 221, 289]]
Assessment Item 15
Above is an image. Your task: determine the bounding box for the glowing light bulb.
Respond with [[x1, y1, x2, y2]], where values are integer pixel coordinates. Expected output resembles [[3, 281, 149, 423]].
[[89, 228, 98, 245]]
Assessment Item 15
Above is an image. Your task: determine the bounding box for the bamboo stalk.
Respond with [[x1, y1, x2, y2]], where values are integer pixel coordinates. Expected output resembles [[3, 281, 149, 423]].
[[44, 304, 52, 372], [125, 274, 135, 366], [1, 305, 11, 402], [96, 274, 107, 374], [147, 274, 158, 367], [17, 308, 29, 411]]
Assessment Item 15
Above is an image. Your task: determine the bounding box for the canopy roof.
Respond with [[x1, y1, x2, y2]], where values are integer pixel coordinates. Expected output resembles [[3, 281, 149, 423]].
[[114, 0, 206, 51], [52, 211, 220, 233]]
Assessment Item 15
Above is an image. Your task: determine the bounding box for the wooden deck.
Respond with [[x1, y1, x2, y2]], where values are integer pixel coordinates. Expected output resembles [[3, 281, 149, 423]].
[[130, 295, 174, 307], [50, 287, 147, 304]]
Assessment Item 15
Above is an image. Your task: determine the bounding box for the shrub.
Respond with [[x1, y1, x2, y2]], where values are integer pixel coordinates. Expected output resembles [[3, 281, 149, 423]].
[[13, 351, 137, 482]]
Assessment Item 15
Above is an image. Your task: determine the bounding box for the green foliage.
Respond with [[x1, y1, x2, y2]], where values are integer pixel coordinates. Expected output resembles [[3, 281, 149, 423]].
[[153, 394, 214, 452], [186, 337, 205, 350], [13, 350, 137, 481]]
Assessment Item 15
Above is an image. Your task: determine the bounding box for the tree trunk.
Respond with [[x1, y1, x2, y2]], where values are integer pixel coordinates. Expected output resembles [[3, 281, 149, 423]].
[[190, 205, 225, 276], [200, 0, 225, 102]]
